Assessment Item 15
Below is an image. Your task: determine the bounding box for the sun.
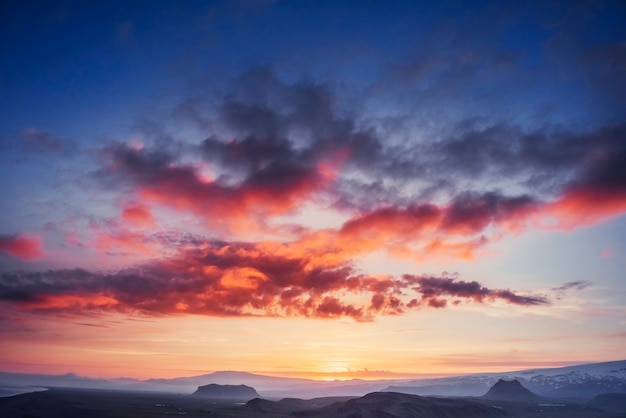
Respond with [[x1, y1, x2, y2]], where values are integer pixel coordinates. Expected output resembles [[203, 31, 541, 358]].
[[316, 358, 353, 378]]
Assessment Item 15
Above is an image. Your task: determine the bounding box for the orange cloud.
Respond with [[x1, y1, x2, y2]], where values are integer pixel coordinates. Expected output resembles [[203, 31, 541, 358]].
[[336, 194, 536, 261], [23, 294, 119, 311], [220, 267, 269, 289], [0, 242, 548, 321]]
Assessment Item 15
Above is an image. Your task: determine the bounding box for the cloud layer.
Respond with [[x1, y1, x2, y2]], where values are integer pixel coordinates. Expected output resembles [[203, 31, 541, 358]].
[[0, 243, 547, 321], [1, 2, 624, 324], [3, 70, 623, 321]]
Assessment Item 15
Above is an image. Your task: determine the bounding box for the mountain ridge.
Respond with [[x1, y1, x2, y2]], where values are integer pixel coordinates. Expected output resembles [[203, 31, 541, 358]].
[[384, 359, 626, 400], [2, 359, 625, 399]]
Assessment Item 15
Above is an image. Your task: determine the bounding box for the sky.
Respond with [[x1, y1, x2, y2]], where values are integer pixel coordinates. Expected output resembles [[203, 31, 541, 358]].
[[0, 0, 625, 380]]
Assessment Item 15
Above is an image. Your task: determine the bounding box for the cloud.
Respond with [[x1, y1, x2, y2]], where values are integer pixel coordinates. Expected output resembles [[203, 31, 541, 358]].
[[0, 241, 548, 321], [403, 275, 548, 307], [120, 204, 156, 228], [20, 68, 617, 328], [337, 192, 537, 260], [93, 114, 626, 267], [9, 52, 625, 323], [94, 230, 155, 256], [98, 64, 626, 237], [535, 124, 626, 229], [551, 281, 592, 300], [552, 281, 591, 292], [0, 234, 46, 260], [100, 142, 345, 233]]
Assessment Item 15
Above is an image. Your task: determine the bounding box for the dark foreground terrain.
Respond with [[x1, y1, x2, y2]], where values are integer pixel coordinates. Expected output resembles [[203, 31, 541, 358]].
[[1, 388, 625, 418]]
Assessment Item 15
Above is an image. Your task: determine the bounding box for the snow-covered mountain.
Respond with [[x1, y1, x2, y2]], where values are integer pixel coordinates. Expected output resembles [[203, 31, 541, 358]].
[[385, 360, 626, 399]]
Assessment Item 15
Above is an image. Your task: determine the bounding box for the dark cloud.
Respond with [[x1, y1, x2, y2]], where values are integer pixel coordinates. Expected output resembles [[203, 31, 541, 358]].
[[576, 124, 626, 189], [198, 67, 384, 186], [442, 192, 536, 234], [97, 142, 329, 232], [100, 143, 174, 185], [552, 281, 592, 299], [201, 135, 296, 175], [404, 275, 548, 307], [97, 59, 626, 220], [189, 68, 626, 212]]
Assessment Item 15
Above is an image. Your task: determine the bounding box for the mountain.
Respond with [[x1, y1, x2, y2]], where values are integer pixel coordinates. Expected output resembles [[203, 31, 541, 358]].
[[482, 379, 541, 402], [192, 383, 259, 400], [146, 371, 390, 398], [2, 359, 625, 400], [3, 386, 624, 418], [385, 360, 626, 400], [0, 371, 144, 396], [240, 391, 506, 418]]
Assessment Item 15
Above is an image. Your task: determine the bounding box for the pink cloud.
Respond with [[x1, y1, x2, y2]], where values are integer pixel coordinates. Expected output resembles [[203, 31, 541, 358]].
[[94, 230, 155, 255], [538, 185, 626, 230], [0, 234, 46, 260], [137, 163, 328, 233], [121, 204, 156, 228]]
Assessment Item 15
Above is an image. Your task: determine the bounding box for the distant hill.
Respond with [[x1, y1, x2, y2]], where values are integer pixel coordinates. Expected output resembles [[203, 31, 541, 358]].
[[4, 387, 625, 418], [2, 359, 625, 400], [147, 370, 389, 398], [482, 379, 540, 402], [192, 383, 259, 400], [587, 393, 626, 413], [384, 359, 626, 400], [240, 391, 506, 418]]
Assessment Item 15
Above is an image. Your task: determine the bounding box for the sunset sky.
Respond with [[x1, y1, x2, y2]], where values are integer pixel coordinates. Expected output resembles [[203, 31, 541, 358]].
[[1, 0, 625, 380]]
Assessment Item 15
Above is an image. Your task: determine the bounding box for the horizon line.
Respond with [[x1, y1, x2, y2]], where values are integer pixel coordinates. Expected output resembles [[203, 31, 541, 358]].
[[2, 358, 624, 382]]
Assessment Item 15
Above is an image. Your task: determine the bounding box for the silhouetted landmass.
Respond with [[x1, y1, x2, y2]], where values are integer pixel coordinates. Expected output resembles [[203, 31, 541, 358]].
[[587, 393, 626, 413], [2, 387, 626, 418], [192, 383, 259, 400], [291, 391, 507, 418], [482, 379, 541, 401], [385, 383, 487, 397]]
